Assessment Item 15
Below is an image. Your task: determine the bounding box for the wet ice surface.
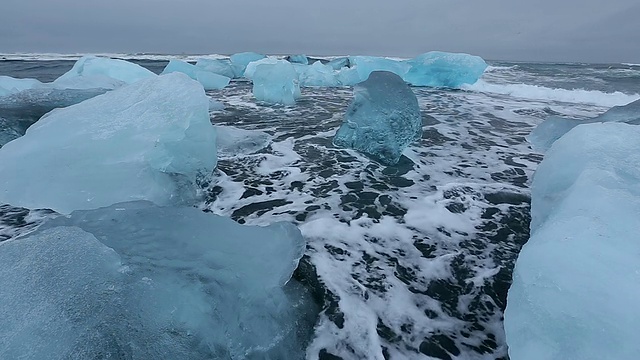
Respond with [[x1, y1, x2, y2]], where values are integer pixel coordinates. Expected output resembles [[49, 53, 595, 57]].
[[1, 61, 636, 359], [198, 81, 609, 359]]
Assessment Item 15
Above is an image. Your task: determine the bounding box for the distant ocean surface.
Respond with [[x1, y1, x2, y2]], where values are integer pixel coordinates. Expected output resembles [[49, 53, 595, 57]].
[[1, 54, 639, 359]]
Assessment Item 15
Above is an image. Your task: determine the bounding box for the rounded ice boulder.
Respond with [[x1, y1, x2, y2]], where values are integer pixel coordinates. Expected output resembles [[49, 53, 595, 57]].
[[333, 71, 422, 165], [0, 73, 217, 214]]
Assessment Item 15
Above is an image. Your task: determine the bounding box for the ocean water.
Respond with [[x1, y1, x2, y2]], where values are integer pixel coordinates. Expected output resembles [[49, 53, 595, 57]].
[[1, 56, 639, 360]]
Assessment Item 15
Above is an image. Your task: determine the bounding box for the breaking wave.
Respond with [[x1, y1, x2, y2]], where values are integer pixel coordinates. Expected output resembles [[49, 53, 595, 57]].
[[463, 80, 640, 107]]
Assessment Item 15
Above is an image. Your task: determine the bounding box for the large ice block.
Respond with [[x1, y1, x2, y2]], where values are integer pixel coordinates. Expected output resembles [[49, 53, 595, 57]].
[[161, 59, 198, 78], [298, 61, 342, 87], [333, 71, 422, 165], [0, 201, 315, 359], [348, 56, 410, 83], [403, 51, 487, 88], [527, 98, 640, 152], [505, 123, 640, 360], [243, 57, 280, 80], [230, 52, 266, 77], [195, 58, 236, 78], [287, 54, 309, 65], [0, 73, 216, 214], [327, 57, 350, 70], [53, 55, 156, 90], [162, 60, 230, 90], [251, 60, 301, 105]]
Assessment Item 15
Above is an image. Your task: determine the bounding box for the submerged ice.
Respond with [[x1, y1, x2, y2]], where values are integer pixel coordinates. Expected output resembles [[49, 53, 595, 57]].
[[0, 73, 216, 214], [333, 71, 422, 165], [505, 123, 640, 360], [0, 201, 315, 359], [216, 125, 272, 157]]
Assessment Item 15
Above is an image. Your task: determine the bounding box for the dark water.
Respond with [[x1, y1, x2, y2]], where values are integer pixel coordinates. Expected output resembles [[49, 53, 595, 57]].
[[0, 57, 638, 359]]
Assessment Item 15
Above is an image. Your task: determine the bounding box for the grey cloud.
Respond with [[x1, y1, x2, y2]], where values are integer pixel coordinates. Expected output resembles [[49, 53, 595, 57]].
[[0, 0, 638, 62]]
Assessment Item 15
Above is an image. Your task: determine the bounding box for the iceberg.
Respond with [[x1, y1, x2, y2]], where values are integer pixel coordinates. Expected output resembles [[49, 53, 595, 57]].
[[162, 60, 230, 90], [505, 123, 640, 360], [196, 70, 231, 90], [0, 75, 43, 96], [216, 125, 272, 157], [161, 59, 198, 78], [287, 54, 309, 65], [53, 55, 156, 90], [327, 57, 350, 70], [0, 57, 155, 119], [348, 56, 410, 83], [243, 57, 280, 80], [0, 73, 216, 214], [195, 58, 236, 78], [0, 201, 315, 359], [336, 66, 363, 86], [298, 61, 342, 87], [333, 71, 422, 165], [403, 51, 487, 88], [527, 98, 640, 152], [230, 51, 266, 77], [251, 60, 301, 105]]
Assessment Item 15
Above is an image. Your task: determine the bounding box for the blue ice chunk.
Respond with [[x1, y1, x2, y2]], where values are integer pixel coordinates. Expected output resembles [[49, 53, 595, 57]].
[[54, 55, 156, 90], [230, 52, 266, 77], [299, 61, 342, 87], [403, 51, 487, 88], [0, 76, 43, 96], [505, 122, 640, 360], [0, 201, 315, 359], [161, 59, 198, 78], [252, 60, 301, 105], [0, 73, 216, 214], [195, 70, 230, 90], [333, 71, 422, 165], [527, 98, 640, 152], [327, 57, 350, 70], [336, 67, 363, 86], [244, 57, 280, 80], [195, 58, 236, 78], [348, 56, 410, 83], [287, 54, 309, 65], [162, 60, 229, 90]]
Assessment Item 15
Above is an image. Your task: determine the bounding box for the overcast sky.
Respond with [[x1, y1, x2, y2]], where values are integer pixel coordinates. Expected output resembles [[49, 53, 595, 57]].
[[1, 0, 638, 63]]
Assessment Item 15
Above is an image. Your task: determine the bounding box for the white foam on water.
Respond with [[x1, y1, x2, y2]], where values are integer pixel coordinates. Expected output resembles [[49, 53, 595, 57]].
[[464, 80, 640, 107]]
